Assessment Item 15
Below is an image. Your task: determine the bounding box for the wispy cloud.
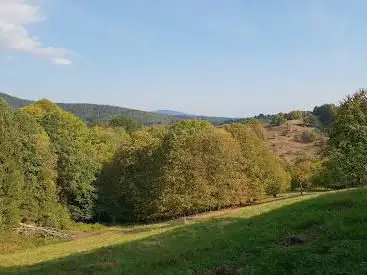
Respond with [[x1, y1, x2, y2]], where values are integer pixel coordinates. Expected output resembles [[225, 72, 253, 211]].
[[0, 0, 72, 64]]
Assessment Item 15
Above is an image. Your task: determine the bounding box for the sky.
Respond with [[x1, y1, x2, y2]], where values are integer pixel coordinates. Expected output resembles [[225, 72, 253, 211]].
[[0, 0, 366, 117]]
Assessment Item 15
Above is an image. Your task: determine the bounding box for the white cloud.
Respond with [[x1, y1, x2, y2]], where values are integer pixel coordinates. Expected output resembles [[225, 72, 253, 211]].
[[53, 57, 72, 65], [0, 0, 72, 64]]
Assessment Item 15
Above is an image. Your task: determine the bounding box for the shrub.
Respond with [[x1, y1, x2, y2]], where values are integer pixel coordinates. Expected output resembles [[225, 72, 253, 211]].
[[287, 110, 303, 120], [271, 113, 287, 126], [303, 115, 318, 127], [294, 131, 318, 143]]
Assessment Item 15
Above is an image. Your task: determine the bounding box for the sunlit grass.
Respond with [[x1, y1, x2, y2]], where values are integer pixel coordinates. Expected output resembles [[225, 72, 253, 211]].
[[2, 190, 364, 274]]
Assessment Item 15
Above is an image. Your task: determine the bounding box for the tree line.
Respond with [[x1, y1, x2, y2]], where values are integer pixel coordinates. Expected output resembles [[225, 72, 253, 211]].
[[1, 90, 361, 231], [288, 90, 367, 192], [0, 99, 291, 230]]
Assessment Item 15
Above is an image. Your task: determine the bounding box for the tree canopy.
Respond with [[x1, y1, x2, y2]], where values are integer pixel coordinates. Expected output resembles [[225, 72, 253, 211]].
[[0, 97, 294, 231], [321, 90, 367, 188], [24, 101, 99, 221]]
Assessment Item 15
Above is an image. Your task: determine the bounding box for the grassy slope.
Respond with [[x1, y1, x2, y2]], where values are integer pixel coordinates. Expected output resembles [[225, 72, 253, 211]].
[[2, 190, 367, 274]]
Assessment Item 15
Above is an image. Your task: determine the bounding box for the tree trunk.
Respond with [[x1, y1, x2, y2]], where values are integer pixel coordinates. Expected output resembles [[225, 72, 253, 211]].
[[300, 182, 304, 196]]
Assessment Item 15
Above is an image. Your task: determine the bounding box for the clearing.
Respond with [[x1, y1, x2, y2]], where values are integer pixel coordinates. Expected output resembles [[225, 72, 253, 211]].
[[266, 120, 324, 163], [1, 189, 366, 274]]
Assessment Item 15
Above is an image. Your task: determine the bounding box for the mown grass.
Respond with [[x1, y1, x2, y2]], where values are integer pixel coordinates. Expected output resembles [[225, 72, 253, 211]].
[[1, 190, 366, 274]]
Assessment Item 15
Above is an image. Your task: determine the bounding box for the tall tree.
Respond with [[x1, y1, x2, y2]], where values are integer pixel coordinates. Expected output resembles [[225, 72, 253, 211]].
[[0, 100, 23, 231], [313, 104, 337, 126], [24, 100, 98, 221], [324, 90, 367, 187], [15, 111, 70, 228], [225, 123, 291, 198]]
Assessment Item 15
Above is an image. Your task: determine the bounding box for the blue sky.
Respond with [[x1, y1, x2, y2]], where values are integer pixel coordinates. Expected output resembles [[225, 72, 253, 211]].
[[0, 0, 366, 117]]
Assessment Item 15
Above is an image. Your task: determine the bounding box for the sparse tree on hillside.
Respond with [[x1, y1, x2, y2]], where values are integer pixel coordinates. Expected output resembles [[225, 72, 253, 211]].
[[303, 114, 318, 127], [271, 113, 287, 126], [287, 110, 303, 120], [294, 158, 317, 195], [313, 104, 337, 126]]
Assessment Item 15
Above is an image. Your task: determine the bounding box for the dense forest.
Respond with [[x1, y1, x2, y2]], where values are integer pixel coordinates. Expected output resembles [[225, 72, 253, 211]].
[[0, 89, 362, 233]]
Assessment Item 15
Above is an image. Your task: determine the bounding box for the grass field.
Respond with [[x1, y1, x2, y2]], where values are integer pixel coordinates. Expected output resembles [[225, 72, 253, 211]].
[[1, 189, 366, 274]]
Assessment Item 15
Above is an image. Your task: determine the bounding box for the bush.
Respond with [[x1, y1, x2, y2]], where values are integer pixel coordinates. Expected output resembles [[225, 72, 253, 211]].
[[303, 115, 318, 127], [271, 113, 287, 126], [313, 104, 337, 126], [287, 110, 303, 120], [294, 131, 318, 143]]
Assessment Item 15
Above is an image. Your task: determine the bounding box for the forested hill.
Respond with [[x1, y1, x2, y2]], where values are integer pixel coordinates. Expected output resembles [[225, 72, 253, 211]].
[[0, 92, 231, 125]]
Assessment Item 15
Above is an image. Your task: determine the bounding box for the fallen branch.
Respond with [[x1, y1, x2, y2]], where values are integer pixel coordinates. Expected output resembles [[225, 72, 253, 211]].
[[16, 223, 71, 240]]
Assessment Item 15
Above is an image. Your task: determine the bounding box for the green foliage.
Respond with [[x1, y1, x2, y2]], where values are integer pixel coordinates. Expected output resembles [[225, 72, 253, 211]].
[[24, 101, 99, 221], [15, 111, 70, 228], [90, 125, 130, 165], [158, 122, 247, 217], [293, 158, 320, 193], [0, 100, 23, 231], [0, 93, 32, 108], [243, 120, 267, 140], [108, 115, 143, 133], [96, 129, 163, 223], [303, 114, 318, 127], [225, 123, 291, 198], [270, 113, 287, 126], [313, 104, 337, 126], [0, 92, 231, 125], [5, 190, 367, 275], [96, 121, 290, 222], [0, 100, 69, 232], [287, 110, 303, 120], [321, 90, 367, 189]]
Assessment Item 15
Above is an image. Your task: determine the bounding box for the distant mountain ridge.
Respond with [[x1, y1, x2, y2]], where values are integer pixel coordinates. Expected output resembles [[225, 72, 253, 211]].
[[0, 92, 233, 125], [153, 110, 192, 116]]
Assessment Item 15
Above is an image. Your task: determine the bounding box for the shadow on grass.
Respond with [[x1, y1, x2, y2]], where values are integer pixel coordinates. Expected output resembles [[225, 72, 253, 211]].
[[2, 189, 367, 275]]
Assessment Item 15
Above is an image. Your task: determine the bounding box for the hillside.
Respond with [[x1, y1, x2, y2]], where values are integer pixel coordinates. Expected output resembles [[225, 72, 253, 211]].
[[1, 189, 365, 274], [266, 120, 324, 163], [0, 93, 231, 125]]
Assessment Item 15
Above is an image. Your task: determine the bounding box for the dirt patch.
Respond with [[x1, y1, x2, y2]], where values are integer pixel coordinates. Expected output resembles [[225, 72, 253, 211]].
[[120, 224, 174, 235], [283, 235, 309, 247]]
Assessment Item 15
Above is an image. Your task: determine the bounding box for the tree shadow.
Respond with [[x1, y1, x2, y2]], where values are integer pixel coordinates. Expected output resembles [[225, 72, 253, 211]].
[[1, 190, 366, 275]]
